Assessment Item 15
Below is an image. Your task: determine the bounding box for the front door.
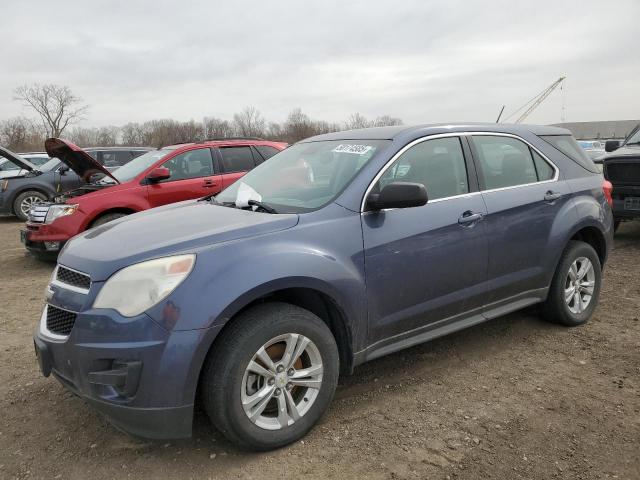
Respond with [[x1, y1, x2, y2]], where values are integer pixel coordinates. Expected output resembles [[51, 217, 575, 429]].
[[147, 147, 221, 207], [362, 136, 489, 345]]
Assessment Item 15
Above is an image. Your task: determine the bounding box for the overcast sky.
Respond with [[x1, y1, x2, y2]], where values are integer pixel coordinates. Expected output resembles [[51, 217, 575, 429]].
[[1, 0, 638, 128]]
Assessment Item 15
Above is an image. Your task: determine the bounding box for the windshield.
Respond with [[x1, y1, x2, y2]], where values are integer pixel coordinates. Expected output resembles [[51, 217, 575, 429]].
[[216, 140, 389, 213], [108, 149, 173, 183], [40, 158, 61, 171], [625, 127, 640, 145]]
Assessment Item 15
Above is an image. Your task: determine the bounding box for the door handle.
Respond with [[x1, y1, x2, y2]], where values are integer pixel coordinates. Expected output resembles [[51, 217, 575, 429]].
[[203, 179, 218, 188], [544, 190, 562, 202], [458, 211, 483, 226]]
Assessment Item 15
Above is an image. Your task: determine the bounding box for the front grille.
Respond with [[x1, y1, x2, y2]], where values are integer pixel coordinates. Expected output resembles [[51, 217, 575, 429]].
[[28, 204, 50, 223], [606, 162, 640, 184], [56, 266, 91, 290], [46, 305, 77, 336]]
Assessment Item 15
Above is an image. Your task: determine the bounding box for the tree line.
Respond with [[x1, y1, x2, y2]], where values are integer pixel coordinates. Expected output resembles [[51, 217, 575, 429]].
[[2, 83, 402, 152]]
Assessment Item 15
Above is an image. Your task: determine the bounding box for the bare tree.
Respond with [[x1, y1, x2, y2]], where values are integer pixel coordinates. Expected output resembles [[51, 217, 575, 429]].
[[68, 126, 120, 147], [344, 112, 370, 130], [13, 83, 88, 138], [371, 115, 403, 127], [233, 106, 265, 138], [0, 117, 46, 152], [203, 117, 235, 138]]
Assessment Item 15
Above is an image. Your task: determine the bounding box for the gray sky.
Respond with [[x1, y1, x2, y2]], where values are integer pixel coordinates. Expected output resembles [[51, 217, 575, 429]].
[[2, 0, 638, 128]]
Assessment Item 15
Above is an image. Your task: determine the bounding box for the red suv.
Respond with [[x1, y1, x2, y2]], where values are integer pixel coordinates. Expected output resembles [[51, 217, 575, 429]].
[[22, 137, 286, 258]]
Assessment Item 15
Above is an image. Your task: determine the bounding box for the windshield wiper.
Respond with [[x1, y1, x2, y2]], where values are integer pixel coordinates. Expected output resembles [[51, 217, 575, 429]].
[[248, 199, 278, 214]]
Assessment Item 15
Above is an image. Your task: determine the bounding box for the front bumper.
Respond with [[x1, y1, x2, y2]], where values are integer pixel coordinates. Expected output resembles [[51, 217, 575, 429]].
[[24, 216, 82, 253], [0, 191, 13, 215], [33, 294, 216, 439]]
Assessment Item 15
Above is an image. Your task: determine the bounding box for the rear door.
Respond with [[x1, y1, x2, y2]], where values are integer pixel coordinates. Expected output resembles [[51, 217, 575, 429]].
[[469, 134, 571, 309], [146, 147, 221, 207], [216, 145, 260, 188]]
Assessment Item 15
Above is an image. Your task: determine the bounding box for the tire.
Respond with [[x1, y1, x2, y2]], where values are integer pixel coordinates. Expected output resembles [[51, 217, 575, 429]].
[[201, 302, 339, 450], [542, 241, 602, 327], [13, 190, 47, 221], [91, 212, 128, 227]]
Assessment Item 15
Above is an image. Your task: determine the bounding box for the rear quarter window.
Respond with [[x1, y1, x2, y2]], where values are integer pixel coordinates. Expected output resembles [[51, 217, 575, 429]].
[[539, 135, 599, 173]]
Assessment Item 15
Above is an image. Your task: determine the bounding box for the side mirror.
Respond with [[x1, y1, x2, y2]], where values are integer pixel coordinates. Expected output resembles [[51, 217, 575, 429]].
[[605, 140, 620, 153], [146, 166, 171, 182], [366, 182, 428, 210]]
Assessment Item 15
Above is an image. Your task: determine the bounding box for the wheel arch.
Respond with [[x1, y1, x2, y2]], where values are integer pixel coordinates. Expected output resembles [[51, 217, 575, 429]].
[[87, 207, 138, 228], [191, 282, 356, 409], [9, 186, 53, 214]]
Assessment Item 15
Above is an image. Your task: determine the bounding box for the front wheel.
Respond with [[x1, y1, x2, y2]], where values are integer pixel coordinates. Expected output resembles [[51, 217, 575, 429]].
[[13, 190, 47, 221], [201, 302, 339, 450], [542, 241, 602, 326]]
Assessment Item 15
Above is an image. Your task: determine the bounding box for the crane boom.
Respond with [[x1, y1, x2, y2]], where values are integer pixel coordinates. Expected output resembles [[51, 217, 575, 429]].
[[514, 76, 566, 124]]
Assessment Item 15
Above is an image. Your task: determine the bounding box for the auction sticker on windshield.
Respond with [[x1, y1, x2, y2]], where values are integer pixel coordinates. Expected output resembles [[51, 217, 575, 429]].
[[332, 144, 373, 155]]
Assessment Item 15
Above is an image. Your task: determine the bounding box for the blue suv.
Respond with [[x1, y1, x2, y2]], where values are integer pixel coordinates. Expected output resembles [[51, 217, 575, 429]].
[[34, 124, 613, 450]]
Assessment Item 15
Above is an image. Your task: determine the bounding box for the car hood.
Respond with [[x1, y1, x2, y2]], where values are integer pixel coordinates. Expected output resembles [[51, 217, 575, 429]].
[[0, 147, 38, 172], [59, 200, 300, 281], [45, 138, 120, 184], [0, 168, 29, 179]]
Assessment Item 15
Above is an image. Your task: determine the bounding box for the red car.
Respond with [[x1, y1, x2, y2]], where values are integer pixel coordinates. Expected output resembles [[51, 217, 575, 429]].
[[22, 138, 287, 258]]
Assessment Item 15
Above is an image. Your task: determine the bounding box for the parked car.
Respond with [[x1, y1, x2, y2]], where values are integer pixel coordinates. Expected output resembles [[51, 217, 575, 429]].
[[600, 123, 640, 231], [22, 138, 287, 257], [0, 146, 151, 221], [0, 152, 51, 177], [33, 124, 612, 450]]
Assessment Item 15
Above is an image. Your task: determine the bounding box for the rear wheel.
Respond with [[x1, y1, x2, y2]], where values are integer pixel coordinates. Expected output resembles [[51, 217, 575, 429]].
[[542, 241, 601, 326], [201, 302, 339, 450], [91, 212, 128, 227], [13, 191, 47, 221]]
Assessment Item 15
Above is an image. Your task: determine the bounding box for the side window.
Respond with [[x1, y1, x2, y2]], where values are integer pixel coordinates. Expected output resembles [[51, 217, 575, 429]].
[[376, 137, 469, 201], [162, 148, 213, 181], [532, 150, 554, 181], [472, 136, 541, 189], [255, 145, 279, 161], [113, 151, 134, 167], [219, 146, 256, 173]]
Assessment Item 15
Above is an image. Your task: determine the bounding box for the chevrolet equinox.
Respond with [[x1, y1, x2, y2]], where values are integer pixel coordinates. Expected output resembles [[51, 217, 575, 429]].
[[34, 124, 614, 450]]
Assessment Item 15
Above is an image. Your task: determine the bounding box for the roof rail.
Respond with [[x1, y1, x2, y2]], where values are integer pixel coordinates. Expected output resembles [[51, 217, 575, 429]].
[[199, 137, 265, 142]]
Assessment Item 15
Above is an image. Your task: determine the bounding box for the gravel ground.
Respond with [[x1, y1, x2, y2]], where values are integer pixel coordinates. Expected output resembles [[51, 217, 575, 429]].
[[0, 215, 638, 480]]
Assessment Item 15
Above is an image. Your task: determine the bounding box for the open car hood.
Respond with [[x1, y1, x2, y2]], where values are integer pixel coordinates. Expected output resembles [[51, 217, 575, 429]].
[[0, 146, 38, 172], [45, 138, 120, 184]]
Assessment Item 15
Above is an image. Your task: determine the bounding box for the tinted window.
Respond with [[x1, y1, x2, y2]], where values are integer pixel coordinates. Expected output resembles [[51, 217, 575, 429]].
[[255, 145, 279, 161], [540, 135, 598, 173], [219, 146, 255, 173], [162, 148, 213, 181], [376, 137, 469, 201], [101, 151, 134, 168], [473, 136, 540, 189]]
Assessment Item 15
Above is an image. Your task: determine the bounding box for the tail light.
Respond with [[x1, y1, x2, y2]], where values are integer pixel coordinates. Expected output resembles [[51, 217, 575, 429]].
[[602, 180, 613, 208]]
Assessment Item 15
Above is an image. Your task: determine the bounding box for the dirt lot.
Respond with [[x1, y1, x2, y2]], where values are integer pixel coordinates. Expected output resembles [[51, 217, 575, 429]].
[[0, 216, 638, 480]]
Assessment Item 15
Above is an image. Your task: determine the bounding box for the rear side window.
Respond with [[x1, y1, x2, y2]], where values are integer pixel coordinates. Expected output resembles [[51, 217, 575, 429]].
[[376, 137, 469, 201], [472, 136, 554, 190], [219, 146, 256, 173], [255, 145, 280, 161], [540, 135, 598, 173]]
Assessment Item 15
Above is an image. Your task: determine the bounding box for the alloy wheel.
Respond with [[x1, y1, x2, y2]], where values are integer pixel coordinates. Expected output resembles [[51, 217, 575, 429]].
[[21, 196, 43, 217], [241, 333, 323, 430], [564, 257, 595, 314]]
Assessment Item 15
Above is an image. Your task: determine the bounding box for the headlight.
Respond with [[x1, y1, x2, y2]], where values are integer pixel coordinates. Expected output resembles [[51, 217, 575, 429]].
[[1, 179, 8, 192], [45, 204, 79, 224], [93, 254, 195, 317]]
